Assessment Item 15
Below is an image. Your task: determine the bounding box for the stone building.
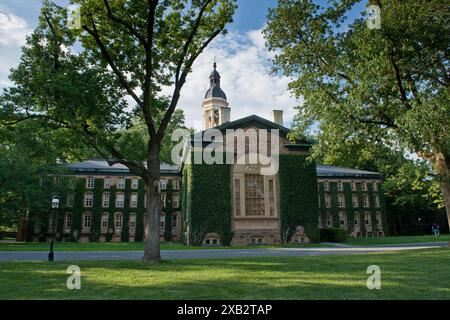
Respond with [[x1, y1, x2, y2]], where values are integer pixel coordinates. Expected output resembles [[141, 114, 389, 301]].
[[29, 63, 386, 244]]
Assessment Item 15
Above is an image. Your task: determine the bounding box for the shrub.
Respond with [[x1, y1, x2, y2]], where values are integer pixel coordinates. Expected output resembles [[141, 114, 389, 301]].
[[320, 228, 347, 242]]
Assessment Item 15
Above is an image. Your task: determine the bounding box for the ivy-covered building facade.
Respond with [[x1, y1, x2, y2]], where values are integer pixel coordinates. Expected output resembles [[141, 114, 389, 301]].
[[29, 63, 386, 244]]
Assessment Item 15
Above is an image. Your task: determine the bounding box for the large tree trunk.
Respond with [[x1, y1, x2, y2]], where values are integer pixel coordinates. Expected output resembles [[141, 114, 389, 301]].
[[142, 142, 162, 263], [436, 152, 450, 232]]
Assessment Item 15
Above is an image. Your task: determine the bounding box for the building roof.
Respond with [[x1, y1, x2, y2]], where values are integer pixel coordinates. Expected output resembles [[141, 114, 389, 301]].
[[316, 165, 382, 179], [204, 86, 227, 100], [204, 62, 227, 100], [66, 160, 381, 179], [67, 160, 179, 175]]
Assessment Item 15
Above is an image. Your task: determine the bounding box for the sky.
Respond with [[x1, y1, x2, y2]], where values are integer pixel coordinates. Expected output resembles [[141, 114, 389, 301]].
[[0, 0, 368, 131]]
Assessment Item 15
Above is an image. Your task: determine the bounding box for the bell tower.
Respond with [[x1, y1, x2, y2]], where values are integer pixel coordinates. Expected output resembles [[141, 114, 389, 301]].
[[202, 62, 230, 129]]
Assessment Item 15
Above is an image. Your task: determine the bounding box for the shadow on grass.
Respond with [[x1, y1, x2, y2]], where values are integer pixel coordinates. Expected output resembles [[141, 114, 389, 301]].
[[1, 248, 449, 300]]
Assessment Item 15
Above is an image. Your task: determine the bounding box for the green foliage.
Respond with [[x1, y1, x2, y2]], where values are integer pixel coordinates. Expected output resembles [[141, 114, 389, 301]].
[[320, 228, 347, 243], [278, 154, 319, 242], [264, 0, 450, 225], [182, 160, 232, 246]]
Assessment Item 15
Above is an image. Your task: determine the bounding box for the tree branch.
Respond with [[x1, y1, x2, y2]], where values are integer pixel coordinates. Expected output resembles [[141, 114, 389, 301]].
[[103, 0, 147, 46], [82, 16, 144, 110]]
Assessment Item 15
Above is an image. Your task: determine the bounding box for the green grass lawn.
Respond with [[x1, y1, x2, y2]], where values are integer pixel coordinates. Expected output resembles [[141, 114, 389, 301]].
[[345, 234, 450, 246], [0, 248, 449, 299], [0, 241, 330, 252]]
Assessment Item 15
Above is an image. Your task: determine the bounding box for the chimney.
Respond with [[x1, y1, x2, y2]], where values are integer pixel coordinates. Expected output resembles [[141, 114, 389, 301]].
[[271, 110, 283, 126]]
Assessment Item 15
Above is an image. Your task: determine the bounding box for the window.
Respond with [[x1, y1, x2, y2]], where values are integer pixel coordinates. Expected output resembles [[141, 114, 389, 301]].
[[102, 192, 110, 208], [172, 194, 179, 208], [86, 177, 94, 189], [67, 193, 75, 207], [245, 175, 265, 216], [131, 178, 139, 190], [117, 177, 125, 189], [160, 179, 167, 190], [172, 215, 177, 228], [130, 193, 138, 208], [318, 215, 323, 228], [351, 181, 356, 191], [363, 195, 370, 208], [161, 193, 166, 207], [352, 194, 359, 208], [104, 177, 111, 189], [268, 179, 275, 216], [54, 176, 60, 185], [101, 213, 108, 229], [365, 212, 371, 225], [373, 182, 378, 192], [115, 213, 123, 229], [324, 182, 329, 191], [338, 194, 345, 208], [116, 192, 124, 208], [325, 194, 331, 208], [354, 212, 360, 225], [65, 213, 72, 229], [234, 179, 241, 216], [69, 178, 76, 188], [129, 213, 136, 230], [84, 192, 93, 207], [339, 212, 347, 227], [326, 213, 333, 227], [83, 214, 91, 229], [160, 215, 165, 228], [337, 181, 343, 191], [376, 212, 382, 226], [362, 181, 367, 191], [172, 179, 179, 190], [375, 195, 380, 207]]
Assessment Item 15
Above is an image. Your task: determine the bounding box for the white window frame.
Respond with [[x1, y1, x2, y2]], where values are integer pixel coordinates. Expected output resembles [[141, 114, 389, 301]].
[[84, 192, 93, 208], [160, 179, 167, 190], [117, 177, 126, 189], [338, 194, 345, 208], [86, 177, 94, 189], [131, 178, 139, 190], [130, 193, 138, 208], [172, 194, 179, 208], [337, 181, 343, 191], [325, 194, 331, 208], [114, 213, 123, 229], [102, 192, 110, 208], [104, 177, 111, 189], [363, 195, 370, 208], [83, 213, 92, 229], [116, 192, 124, 208], [65, 213, 72, 229], [352, 194, 359, 208]]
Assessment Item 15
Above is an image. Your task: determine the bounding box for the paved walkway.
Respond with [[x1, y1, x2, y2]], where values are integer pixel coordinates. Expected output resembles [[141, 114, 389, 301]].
[[0, 242, 447, 261]]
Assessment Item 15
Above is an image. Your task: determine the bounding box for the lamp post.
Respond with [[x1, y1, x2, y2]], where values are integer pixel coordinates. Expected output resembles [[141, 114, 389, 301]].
[[48, 197, 59, 262]]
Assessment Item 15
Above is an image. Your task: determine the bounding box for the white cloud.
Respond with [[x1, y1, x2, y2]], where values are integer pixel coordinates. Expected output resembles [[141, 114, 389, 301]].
[[0, 12, 32, 90], [164, 28, 303, 131]]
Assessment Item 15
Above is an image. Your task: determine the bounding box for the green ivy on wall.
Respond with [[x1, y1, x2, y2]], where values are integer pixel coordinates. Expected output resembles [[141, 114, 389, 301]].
[[182, 157, 232, 246], [278, 154, 320, 242]]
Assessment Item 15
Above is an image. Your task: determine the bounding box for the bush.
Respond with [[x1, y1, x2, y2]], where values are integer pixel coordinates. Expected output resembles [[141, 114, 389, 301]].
[[320, 228, 347, 242]]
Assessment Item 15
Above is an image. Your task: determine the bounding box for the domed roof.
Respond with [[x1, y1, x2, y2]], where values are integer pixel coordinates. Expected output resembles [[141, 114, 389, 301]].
[[204, 86, 227, 100], [204, 62, 227, 100]]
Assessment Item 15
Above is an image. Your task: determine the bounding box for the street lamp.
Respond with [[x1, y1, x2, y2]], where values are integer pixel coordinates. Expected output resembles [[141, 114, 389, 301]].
[[48, 197, 59, 262]]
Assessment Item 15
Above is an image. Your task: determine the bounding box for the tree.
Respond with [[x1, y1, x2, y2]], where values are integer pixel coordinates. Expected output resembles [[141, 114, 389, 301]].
[[1, 0, 236, 263], [264, 0, 450, 229]]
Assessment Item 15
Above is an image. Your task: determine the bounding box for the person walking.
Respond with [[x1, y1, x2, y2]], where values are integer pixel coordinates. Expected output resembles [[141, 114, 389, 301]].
[[432, 222, 440, 239]]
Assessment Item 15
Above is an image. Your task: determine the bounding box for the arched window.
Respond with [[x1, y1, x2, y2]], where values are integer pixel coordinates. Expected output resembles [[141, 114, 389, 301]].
[[326, 212, 333, 227], [339, 212, 347, 228], [114, 213, 123, 230], [129, 213, 136, 233], [101, 213, 108, 231]]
